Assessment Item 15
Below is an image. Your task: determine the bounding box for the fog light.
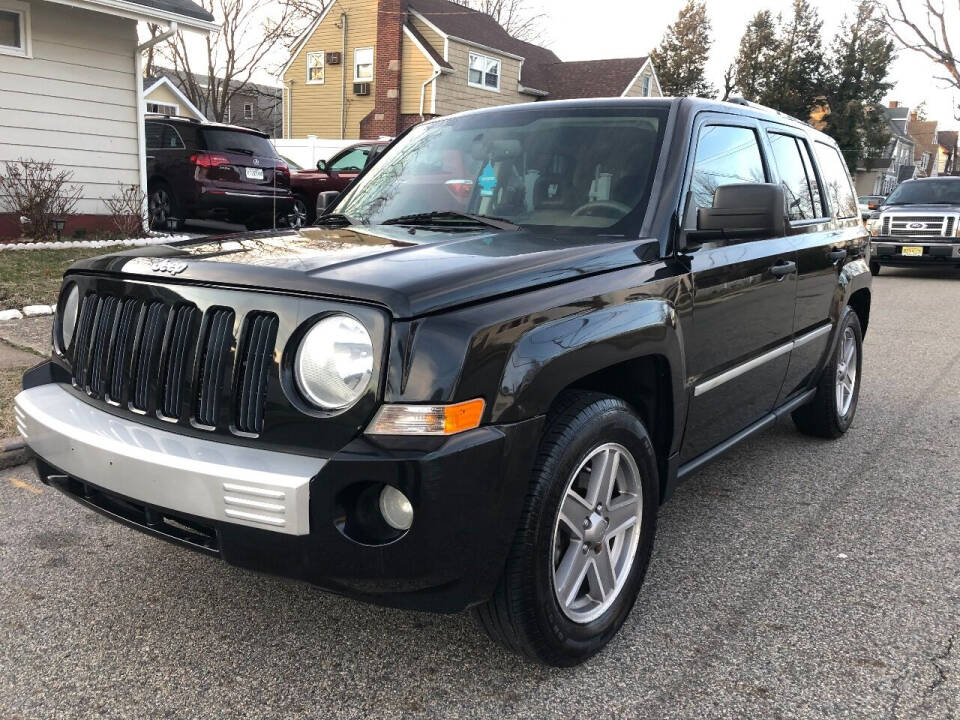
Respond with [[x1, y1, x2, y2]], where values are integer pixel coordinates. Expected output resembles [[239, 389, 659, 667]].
[[378, 485, 413, 531]]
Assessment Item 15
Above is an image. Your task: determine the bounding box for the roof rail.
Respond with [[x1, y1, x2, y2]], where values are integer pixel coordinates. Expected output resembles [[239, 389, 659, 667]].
[[724, 96, 798, 121], [144, 113, 202, 123]]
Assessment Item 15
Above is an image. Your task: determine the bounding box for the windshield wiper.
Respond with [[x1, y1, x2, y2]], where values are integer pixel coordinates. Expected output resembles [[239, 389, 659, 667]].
[[314, 213, 353, 227], [381, 211, 519, 231]]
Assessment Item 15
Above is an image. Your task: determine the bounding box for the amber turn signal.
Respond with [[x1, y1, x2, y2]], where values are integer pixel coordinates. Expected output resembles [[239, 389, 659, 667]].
[[366, 398, 486, 436]]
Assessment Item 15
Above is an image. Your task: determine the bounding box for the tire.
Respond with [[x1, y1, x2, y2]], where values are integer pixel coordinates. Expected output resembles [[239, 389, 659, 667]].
[[292, 195, 312, 226], [147, 182, 179, 231], [473, 391, 659, 666], [870, 261, 881, 276], [792, 308, 863, 439]]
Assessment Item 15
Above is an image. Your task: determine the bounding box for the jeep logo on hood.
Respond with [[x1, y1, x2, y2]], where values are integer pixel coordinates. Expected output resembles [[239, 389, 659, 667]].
[[123, 257, 188, 276]]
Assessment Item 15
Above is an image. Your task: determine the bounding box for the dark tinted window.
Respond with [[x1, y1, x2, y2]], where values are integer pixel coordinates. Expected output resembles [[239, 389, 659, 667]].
[[797, 140, 824, 217], [768, 133, 820, 220], [160, 125, 184, 149], [885, 178, 960, 205], [202, 129, 277, 157], [815, 142, 858, 218], [145, 123, 164, 149], [688, 125, 766, 226]]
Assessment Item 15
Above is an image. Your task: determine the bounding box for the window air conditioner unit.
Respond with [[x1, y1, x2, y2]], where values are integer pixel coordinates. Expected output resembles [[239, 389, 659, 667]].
[[353, 82, 371, 96], [327, 52, 341, 65]]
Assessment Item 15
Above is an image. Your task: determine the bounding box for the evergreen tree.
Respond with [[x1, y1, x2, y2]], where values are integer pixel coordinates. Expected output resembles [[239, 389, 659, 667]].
[[821, 1, 896, 171], [649, 0, 716, 98], [760, 0, 824, 120], [732, 10, 778, 103]]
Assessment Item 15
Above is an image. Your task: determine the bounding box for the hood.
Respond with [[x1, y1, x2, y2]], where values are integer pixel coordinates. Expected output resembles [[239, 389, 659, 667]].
[[880, 204, 960, 213], [69, 226, 660, 318]]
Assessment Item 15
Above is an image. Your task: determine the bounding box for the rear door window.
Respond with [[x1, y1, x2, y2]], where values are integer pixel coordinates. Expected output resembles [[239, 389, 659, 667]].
[[814, 142, 858, 218], [767, 132, 820, 221], [331, 147, 371, 173], [687, 124, 767, 227], [202, 129, 277, 157]]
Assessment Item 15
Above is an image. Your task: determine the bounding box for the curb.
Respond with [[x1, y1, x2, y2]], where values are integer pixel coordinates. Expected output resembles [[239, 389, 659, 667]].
[[0, 438, 28, 471]]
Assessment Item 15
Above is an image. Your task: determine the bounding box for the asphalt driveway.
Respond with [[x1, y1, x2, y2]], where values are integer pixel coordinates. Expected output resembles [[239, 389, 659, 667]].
[[0, 267, 957, 719]]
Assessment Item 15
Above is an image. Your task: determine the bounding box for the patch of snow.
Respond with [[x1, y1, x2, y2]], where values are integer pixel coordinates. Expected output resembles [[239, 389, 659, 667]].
[[22, 305, 53, 317], [0, 309, 24, 321], [0, 234, 197, 251]]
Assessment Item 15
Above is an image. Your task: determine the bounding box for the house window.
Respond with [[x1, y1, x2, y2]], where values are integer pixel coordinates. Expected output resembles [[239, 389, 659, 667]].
[[306, 51, 324, 84], [146, 101, 178, 116], [641, 74, 651, 97], [468, 52, 500, 91], [243, 102, 253, 120], [354, 46, 374, 82], [0, 1, 30, 58]]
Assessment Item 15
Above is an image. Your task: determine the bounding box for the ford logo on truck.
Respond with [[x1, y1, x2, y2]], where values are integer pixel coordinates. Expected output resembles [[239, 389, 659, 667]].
[[907, 222, 927, 230]]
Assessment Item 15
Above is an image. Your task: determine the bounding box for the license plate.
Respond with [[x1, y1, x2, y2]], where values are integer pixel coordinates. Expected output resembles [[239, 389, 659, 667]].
[[245, 167, 264, 181], [901, 246, 923, 257]]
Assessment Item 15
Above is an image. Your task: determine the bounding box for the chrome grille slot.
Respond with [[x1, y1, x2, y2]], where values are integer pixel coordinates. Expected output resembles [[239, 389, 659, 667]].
[[159, 304, 199, 420], [881, 216, 890, 235], [131, 302, 170, 412], [107, 299, 143, 404], [88, 296, 120, 398], [234, 312, 278, 435], [194, 307, 235, 428], [71, 294, 100, 390], [946, 217, 955, 236]]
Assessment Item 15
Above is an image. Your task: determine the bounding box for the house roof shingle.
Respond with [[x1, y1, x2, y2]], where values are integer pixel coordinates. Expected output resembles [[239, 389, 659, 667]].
[[533, 57, 649, 100], [407, 0, 560, 89]]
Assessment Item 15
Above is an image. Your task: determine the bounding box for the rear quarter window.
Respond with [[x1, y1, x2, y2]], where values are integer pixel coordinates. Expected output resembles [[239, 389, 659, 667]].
[[815, 142, 858, 219]]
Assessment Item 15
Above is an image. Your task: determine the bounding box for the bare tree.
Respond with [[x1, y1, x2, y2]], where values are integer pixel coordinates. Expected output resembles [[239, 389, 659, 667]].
[[880, 0, 960, 114], [451, 0, 546, 43], [721, 63, 736, 101], [158, 0, 313, 123]]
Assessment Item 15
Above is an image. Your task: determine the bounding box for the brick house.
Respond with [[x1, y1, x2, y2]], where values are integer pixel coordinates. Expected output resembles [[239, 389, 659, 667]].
[[280, 0, 661, 140]]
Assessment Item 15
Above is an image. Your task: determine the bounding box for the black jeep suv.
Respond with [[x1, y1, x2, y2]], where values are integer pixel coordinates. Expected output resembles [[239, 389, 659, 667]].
[[18, 98, 870, 666], [145, 115, 294, 231]]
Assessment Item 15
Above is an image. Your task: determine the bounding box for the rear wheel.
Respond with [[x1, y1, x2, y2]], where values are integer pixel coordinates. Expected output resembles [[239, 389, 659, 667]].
[[292, 195, 311, 226], [148, 183, 179, 231], [870, 261, 881, 276], [474, 391, 658, 666], [792, 308, 863, 439]]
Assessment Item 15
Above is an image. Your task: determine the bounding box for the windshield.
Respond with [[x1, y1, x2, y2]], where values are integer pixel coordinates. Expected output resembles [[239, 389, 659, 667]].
[[335, 106, 669, 234], [885, 179, 960, 205]]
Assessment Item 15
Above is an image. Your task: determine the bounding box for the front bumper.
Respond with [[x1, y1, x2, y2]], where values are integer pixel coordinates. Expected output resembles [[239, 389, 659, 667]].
[[17, 383, 543, 612], [871, 239, 960, 265]]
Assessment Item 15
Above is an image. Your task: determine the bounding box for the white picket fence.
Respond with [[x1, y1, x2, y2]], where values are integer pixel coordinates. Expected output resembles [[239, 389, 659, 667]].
[[272, 137, 357, 170]]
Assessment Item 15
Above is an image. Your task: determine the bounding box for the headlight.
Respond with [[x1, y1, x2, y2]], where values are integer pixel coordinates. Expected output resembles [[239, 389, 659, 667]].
[[294, 314, 373, 409], [58, 283, 80, 350]]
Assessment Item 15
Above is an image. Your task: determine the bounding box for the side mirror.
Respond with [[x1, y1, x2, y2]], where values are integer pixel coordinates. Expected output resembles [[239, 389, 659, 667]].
[[317, 159, 328, 172], [696, 183, 786, 237], [316, 190, 340, 217]]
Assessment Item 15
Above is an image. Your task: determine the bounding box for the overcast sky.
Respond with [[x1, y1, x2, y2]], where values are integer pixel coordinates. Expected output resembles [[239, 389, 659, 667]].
[[537, 0, 958, 128]]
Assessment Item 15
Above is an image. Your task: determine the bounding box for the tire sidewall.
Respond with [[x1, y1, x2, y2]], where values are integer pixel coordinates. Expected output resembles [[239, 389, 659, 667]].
[[532, 404, 658, 658], [831, 309, 863, 431]]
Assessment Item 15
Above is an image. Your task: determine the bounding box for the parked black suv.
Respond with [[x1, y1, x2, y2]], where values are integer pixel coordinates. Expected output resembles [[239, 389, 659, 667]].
[[868, 176, 960, 274], [145, 116, 295, 231], [19, 98, 871, 666]]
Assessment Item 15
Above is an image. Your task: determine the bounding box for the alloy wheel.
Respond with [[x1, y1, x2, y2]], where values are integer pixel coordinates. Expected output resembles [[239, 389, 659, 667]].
[[149, 189, 169, 229], [835, 326, 858, 417], [551, 442, 643, 624], [291, 199, 308, 228]]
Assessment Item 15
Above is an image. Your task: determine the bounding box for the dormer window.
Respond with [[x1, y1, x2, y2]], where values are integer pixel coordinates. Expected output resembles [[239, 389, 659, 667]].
[[468, 52, 500, 92]]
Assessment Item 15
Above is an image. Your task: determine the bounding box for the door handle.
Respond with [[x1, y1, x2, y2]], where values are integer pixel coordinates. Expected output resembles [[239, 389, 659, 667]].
[[770, 260, 797, 279], [827, 248, 847, 262]]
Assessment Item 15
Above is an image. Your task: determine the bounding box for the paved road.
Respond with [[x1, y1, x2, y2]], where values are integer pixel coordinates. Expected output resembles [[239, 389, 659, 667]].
[[0, 268, 957, 719]]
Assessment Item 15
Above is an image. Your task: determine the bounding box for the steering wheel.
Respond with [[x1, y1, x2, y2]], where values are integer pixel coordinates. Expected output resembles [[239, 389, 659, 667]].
[[571, 200, 632, 218]]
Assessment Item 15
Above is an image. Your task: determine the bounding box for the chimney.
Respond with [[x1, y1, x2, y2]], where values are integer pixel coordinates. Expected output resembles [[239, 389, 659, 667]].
[[889, 100, 900, 109], [910, 111, 918, 122], [361, 0, 406, 139]]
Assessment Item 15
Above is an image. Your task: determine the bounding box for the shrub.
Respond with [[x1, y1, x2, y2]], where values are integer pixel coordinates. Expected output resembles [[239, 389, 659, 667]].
[[104, 183, 148, 238], [0, 159, 82, 241]]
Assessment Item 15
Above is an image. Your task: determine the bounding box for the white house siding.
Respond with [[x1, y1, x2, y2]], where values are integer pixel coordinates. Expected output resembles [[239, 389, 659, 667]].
[[0, 1, 140, 216]]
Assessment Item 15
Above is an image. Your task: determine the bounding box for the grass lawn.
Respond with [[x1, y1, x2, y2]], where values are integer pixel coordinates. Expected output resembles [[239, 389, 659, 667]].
[[0, 367, 22, 438], [0, 245, 124, 309]]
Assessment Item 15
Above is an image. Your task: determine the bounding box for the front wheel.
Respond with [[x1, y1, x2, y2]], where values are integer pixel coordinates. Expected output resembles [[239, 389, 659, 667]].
[[473, 391, 658, 666], [792, 308, 863, 438], [148, 183, 178, 231]]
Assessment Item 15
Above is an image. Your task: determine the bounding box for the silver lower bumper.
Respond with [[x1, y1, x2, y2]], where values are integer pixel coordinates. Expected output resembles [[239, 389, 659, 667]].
[[15, 384, 323, 535]]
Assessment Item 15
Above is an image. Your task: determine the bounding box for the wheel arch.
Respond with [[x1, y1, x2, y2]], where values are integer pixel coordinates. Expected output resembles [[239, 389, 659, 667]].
[[848, 287, 871, 338]]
